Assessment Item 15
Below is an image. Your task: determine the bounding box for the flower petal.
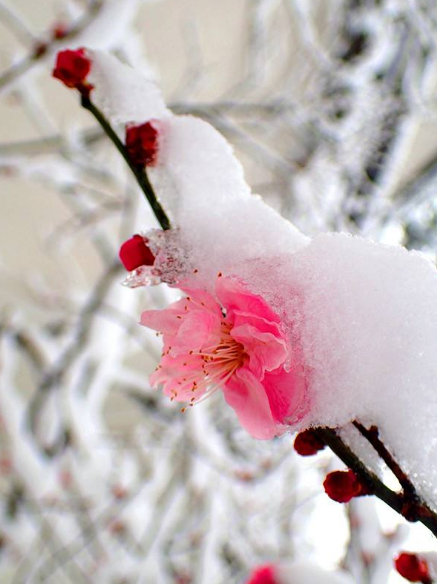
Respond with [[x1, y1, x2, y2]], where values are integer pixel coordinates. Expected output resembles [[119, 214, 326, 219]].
[[223, 367, 282, 439], [140, 287, 221, 338], [216, 277, 280, 323], [262, 362, 309, 425], [151, 353, 207, 401], [140, 297, 190, 335], [174, 309, 221, 354], [231, 322, 288, 377]]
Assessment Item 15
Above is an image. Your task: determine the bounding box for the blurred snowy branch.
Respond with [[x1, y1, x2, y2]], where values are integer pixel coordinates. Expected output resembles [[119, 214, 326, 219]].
[[1, 1, 437, 583]]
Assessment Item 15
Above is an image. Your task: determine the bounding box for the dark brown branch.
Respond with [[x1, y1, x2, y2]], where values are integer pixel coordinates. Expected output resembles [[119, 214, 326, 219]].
[[352, 421, 415, 495], [314, 428, 437, 539], [352, 421, 437, 530]]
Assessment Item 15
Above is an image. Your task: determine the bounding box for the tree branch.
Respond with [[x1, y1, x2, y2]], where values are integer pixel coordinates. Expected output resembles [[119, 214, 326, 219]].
[[314, 427, 437, 539]]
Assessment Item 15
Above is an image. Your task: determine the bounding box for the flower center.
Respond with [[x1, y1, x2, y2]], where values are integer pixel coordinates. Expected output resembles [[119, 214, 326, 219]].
[[173, 321, 246, 410]]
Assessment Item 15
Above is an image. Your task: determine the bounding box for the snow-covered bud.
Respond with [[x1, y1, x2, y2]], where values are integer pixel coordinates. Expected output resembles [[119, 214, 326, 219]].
[[395, 553, 432, 583], [245, 564, 278, 584], [324, 470, 370, 503], [119, 234, 155, 271], [52, 49, 92, 94], [294, 429, 326, 456], [125, 122, 159, 167]]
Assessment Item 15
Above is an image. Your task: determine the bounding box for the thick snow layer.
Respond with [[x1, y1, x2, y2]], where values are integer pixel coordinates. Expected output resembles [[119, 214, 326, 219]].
[[89, 50, 309, 289], [149, 116, 308, 285], [277, 234, 437, 503], [90, 51, 437, 505], [88, 51, 170, 126]]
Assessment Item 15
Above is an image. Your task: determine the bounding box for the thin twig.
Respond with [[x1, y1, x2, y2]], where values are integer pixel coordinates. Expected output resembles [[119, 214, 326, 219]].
[[80, 95, 171, 230]]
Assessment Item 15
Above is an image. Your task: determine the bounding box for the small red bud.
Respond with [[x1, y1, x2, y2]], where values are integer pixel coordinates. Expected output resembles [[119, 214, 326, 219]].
[[245, 564, 278, 584], [53, 49, 92, 94], [125, 122, 159, 166], [324, 469, 369, 503], [395, 553, 431, 583], [33, 42, 48, 58], [294, 429, 326, 456], [119, 234, 155, 271], [52, 24, 69, 40]]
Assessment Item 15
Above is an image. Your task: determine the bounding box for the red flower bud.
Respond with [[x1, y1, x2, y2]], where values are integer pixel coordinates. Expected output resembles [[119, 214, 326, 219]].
[[52, 49, 92, 93], [52, 24, 68, 40], [119, 234, 155, 271], [395, 553, 431, 583], [245, 564, 278, 584], [125, 122, 159, 166], [324, 469, 370, 503], [294, 429, 326, 456]]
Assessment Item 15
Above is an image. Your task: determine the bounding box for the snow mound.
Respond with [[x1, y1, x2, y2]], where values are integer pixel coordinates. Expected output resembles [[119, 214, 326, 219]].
[[89, 50, 437, 505]]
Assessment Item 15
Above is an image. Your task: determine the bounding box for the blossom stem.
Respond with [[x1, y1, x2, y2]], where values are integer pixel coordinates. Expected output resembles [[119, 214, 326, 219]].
[[352, 421, 417, 496], [314, 428, 437, 539], [80, 95, 171, 231], [352, 421, 437, 527]]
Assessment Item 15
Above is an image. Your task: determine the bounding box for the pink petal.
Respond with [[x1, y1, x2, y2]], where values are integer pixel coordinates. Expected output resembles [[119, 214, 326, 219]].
[[232, 311, 283, 336], [231, 322, 288, 377], [181, 287, 223, 316], [262, 362, 308, 424], [223, 367, 281, 440], [140, 288, 221, 336], [140, 297, 190, 335], [174, 310, 222, 355], [216, 277, 280, 323], [150, 353, 207, 401]]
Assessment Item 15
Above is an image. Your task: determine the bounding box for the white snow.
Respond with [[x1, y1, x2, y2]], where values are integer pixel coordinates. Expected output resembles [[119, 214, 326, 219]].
[[89, 50, 309, 289], [88, 51, 170, 126], [89, 50, 437, 506], [275, 234, 437, 503], [277, 560, 356, 584]]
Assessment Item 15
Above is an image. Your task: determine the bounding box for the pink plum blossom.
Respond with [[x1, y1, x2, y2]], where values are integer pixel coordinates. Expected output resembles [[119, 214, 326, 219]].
[[140, 275, 307, 439]]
